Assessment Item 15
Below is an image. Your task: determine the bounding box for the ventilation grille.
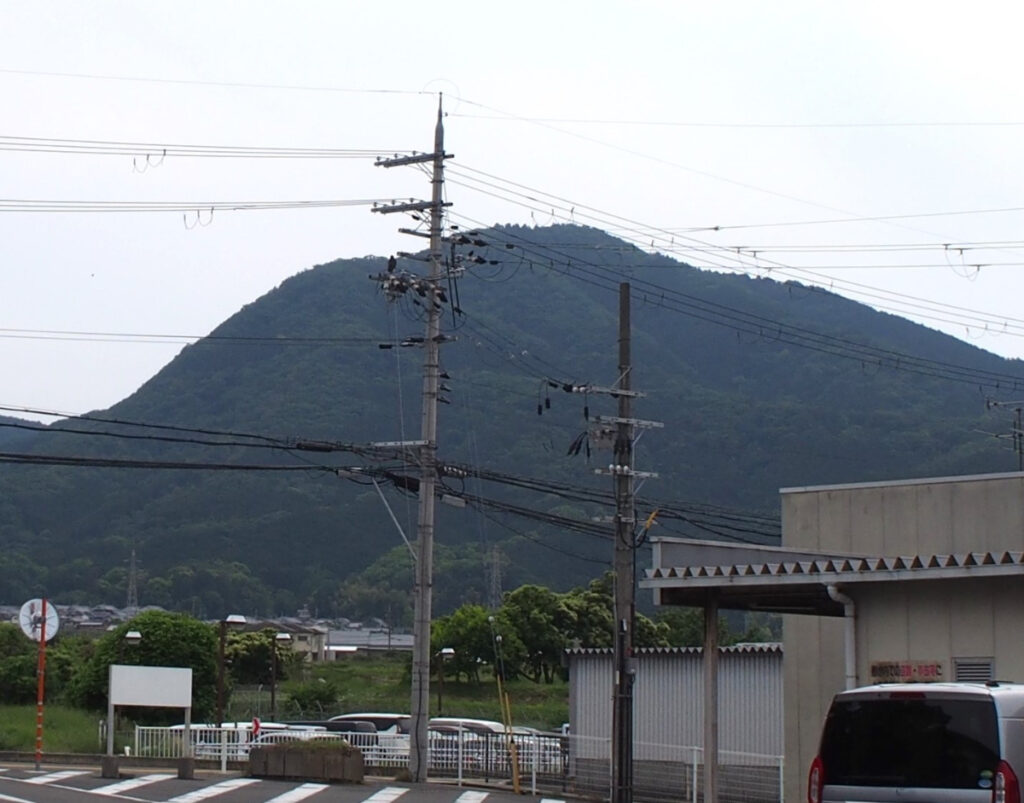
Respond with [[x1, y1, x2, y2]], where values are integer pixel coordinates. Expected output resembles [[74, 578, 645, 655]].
[[954, 658, 994, 682]]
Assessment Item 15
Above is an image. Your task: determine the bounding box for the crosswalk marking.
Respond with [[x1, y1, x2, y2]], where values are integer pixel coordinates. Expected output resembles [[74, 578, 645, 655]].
[[23, 770, 91, 785], [93, 773, 175, 796], [455, 792, 489, 803], [0, 791, 35, 803], [164, 777, 261, 802], [264, 783, 329, 802], [363, 787, 409, 803]]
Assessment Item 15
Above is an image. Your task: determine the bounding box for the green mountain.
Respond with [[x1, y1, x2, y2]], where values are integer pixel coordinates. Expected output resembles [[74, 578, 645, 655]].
[[0, 224, 1020, 619]]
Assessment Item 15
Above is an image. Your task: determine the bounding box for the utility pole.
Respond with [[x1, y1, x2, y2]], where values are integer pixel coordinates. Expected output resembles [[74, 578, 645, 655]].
[[588, 283, 661, 803], [985, 398, 1024, 472], [612, 283, 635, 803], [372, 96, 451, 782]]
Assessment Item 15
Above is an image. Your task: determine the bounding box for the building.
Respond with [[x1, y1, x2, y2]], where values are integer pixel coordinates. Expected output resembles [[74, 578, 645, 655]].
[[643, 470, 1024, 802]]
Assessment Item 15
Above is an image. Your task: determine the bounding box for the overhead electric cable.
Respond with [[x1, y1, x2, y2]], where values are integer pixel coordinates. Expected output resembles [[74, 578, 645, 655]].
[[0, 135, 405, 159], [444, 163, 1024, 338], [0, 198, 384, 213], [449, 112, 1024, 129], [442, 215, 1024, 390], [0, 67, 430, 96]]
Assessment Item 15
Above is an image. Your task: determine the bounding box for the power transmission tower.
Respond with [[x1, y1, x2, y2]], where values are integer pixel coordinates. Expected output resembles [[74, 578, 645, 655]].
[[371, 96, 451, 782], [125, 547, 139, 616], [488, 543, 504, 609]]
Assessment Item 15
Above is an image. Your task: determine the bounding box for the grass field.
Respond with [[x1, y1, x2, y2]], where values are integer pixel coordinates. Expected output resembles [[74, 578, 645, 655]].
[[0, 705, 104, 753], [240, 652, 569, 730], [0, 653, 570, 752]]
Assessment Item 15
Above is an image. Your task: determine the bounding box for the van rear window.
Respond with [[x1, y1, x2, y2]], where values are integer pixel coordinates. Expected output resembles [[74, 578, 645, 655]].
[[820, 697, 999, 789]]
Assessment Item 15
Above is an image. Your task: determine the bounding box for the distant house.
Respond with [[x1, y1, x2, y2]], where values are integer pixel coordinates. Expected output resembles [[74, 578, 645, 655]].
[[245, 619, 329, 662], [326, 626, 413, 657]]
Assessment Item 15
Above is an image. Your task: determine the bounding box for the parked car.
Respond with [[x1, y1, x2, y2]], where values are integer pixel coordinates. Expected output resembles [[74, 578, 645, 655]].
[[808, 682, 1024, 803], [328, 712, 409, 733], [194, 724, 328, 760], [328, 713, 410, 764]]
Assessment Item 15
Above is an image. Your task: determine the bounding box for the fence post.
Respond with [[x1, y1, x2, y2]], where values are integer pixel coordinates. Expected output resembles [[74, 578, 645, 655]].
[[531, 734, 538, 795], [691, 746, 699, 803], [457, 725, 464, 786]]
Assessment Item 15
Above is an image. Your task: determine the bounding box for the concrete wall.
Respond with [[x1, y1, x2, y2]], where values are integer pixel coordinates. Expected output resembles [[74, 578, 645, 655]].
[[781, 472, 1024, 800]]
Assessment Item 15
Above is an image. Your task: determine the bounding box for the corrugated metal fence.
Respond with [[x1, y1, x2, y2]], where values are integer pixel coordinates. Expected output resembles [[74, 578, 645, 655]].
[[568, 644, 784, 802]]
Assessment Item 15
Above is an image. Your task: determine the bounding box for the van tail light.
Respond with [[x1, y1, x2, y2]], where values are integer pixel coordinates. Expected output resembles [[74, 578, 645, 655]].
[[808, 755, 824, 803], [995, 760, 1020, 803]]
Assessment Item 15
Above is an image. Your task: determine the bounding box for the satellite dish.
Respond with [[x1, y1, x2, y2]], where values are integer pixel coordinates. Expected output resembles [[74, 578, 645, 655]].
[[19, 599, 59, 643]]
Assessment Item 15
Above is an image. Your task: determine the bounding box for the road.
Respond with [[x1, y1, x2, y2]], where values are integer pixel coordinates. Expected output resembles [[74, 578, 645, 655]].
[[0, 767, 570, 803]]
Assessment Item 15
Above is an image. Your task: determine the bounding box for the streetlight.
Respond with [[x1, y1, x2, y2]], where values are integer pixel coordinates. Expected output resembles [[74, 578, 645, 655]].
[[436, 647, 455, 716], [215, 614, 246, 728], [269, 632, 292, 721]]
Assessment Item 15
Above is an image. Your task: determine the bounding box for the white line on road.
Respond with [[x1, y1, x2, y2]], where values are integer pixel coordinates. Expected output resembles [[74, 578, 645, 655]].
[[23, 770, 91, 785], [164, 777, 261, 802], [263, 783, 330, 802], [0, 793, 35, 803], [362, 788, 409, 803], [92, 773, 176, 796], [454, 792, 489, 803]]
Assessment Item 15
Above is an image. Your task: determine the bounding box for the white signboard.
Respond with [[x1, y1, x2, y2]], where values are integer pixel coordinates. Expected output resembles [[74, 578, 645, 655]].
[[109, 665, 192, 707]]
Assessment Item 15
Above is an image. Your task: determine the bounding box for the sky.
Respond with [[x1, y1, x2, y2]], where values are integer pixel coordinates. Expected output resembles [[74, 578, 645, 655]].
[[4, 1, 1024, 421]]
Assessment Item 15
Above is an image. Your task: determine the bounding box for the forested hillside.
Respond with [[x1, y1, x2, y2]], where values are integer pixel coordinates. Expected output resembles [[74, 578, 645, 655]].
[[0, 224, 1020, 620]]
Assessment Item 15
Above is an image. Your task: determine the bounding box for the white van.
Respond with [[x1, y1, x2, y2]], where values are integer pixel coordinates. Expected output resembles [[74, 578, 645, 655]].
[[809, 682, 1024, 803]]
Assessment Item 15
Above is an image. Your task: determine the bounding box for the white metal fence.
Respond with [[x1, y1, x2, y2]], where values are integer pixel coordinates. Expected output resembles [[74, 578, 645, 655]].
[[134, 725, 782, 802]]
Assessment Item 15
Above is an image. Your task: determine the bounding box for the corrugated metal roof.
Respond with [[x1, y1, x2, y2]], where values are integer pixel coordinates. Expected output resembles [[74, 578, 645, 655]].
[[642, 538, 1024, 615], [647, 549, 1024, 581]]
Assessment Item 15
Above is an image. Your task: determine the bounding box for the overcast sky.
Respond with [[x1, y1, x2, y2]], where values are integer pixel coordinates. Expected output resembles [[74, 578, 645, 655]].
[[4, 1, 1024, 421]]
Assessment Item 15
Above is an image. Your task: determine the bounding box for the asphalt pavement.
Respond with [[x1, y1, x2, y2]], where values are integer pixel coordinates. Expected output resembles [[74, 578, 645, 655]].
[[0, 764, 570, 803]]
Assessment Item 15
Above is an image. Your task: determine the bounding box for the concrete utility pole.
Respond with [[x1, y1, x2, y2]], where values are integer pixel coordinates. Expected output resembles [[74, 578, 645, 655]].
[[612, 283, 635, 803], [587, 282, 661, 803], [372, 96, 450, 782]]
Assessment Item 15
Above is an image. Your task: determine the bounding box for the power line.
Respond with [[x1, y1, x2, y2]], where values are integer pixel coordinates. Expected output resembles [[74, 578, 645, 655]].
[[0, 451, 329, 471], [0, 67, 430, 96], [0, 135, 402, 159], [0, 198, 383, 213], [0, 327, 386, 346], [449, 112, 1024, 130], [442, 218, 1024, 390], [442, 164, 1024, 339]]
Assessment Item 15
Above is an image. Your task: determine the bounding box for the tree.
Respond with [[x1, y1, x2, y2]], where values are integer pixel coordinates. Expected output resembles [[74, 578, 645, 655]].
[[500, 585, 572, 683], [431, 604, 492, 684], [0, 622, 36, 704], [431, 604, 525, 684], [66, 610, 219, 721], [655, 607, 777, 647]]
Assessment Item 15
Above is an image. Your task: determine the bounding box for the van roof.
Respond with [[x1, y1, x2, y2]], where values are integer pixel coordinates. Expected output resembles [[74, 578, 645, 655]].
[[836, 681, 1024, 700], [429, 717, 506, 732]]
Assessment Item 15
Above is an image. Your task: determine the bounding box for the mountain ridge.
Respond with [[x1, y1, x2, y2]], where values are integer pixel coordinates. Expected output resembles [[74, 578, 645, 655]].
[[0, 224, 1019, 619]]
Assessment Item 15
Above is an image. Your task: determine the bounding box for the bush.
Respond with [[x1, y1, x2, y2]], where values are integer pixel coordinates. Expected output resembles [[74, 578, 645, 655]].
[[287, 680, 338, 713]]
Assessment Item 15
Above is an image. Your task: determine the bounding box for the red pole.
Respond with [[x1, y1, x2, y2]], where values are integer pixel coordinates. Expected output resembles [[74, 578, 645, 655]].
[[34, 597, 48, 770]]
